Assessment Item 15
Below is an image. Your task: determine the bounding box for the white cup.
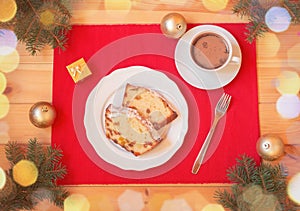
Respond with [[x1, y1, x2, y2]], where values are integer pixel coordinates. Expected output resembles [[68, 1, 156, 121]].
[[190, 30, 240, 71]]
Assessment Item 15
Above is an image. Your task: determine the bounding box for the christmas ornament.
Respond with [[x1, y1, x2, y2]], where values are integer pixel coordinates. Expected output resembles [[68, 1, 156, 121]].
[[276, 95, 300, 119], [160, 13, 187, 39], [265, 6, 291, 32], [29, 101, 56, 128], [64, 194, 90, 211], [287, 172, 300, 205], [12, 159, 38, 187], [66, 58, 92, 83], [0, 0, 17, 22], [0, 29, 18, 56], [0, 94, 9, 119], [202, 0, 229, 12], [256, 134, 285, 161]]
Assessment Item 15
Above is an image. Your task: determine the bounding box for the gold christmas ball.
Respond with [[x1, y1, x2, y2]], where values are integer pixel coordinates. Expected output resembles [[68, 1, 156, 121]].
[[29, 101, 56, 128], [256, 134, 285, 161], [160, 13, 187, 39]]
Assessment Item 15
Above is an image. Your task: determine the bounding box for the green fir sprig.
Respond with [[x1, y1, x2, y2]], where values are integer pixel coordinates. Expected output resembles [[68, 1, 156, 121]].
[[233, 0, 300, 43], [214, 154, 298, 211], [0, 0, 72, 55], [0, 138, 69, 211]]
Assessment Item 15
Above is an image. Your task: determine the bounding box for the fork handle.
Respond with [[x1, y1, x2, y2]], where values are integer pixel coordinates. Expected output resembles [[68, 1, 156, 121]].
[[192, 118, 219, 174]]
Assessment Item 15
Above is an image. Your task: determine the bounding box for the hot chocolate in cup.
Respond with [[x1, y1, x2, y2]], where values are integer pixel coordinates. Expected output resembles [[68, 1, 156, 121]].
[[190, 30, 240, 71]]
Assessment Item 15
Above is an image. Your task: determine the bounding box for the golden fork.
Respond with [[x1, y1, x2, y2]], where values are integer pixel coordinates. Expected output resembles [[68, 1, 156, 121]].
[[192, 93, 232, 174]]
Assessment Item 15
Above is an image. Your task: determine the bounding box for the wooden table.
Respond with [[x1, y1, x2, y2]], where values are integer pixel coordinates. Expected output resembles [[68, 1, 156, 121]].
[[1, 1, 299, 210]]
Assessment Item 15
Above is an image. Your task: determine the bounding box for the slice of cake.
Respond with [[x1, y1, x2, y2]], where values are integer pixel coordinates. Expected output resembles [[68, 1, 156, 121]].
[[104, 104, 163, 156], [122, 84, 178, 130]]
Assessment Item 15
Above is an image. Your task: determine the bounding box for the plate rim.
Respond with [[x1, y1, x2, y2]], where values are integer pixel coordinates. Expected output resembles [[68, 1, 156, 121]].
[[85, 66, 189, 171]]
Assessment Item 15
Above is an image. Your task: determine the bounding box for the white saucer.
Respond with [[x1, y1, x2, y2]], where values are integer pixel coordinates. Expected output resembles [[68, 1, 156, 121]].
[[175, 25, 242, 90]]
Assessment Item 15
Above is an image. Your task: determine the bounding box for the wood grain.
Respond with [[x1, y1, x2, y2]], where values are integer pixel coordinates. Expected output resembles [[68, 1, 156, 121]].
[[1, 1, 300, 210]]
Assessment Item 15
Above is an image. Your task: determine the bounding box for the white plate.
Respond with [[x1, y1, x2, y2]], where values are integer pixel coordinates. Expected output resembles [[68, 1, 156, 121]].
[[84, 66, 188, 171], [175, 25, 242, 90]]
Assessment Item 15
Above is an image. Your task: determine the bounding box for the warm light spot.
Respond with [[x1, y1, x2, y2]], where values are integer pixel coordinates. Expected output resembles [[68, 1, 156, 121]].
[[118, 189, 144, 211], [0, 72, 7, 94], [276, 95, 300, 119], [0, 29, 18, 56], [265, 7, 291, 32], [0, 49, 19, 73], [104, 0, 132, 11], [202, 203, 225, 211], [287, 43, 300, 71], [202, 0, 229, 12], [0, 0, 17, 22], [175, 190, 209, 210], [0, 167, 6, 190], [64, 194, 90, 211], [161, 198, 192, 211], [89, 194, 114, 211], [159, 0, 189, 6], [275, 71, 300, 95], [148, 193, 172, 211], [12, 160, 38, 187], [288, 172, 300, 205], [257, 32, 280, 57], [40, 10, 55, 27], [0, 94, 9, 119]]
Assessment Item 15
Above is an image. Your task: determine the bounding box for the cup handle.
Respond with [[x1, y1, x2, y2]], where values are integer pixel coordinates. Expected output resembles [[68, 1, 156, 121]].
[[231, 56, 240, 63]]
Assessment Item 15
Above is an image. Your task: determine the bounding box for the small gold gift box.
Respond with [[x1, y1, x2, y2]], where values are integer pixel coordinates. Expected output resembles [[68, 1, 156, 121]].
[[66, 58, 92, 83]]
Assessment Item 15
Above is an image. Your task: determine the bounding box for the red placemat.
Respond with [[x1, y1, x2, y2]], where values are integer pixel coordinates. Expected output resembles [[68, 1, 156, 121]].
[[52, 24, 260, 185]]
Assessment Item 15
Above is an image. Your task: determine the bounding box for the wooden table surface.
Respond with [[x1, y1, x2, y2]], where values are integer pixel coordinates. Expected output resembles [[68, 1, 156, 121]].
[[1, 1, 300, 210]]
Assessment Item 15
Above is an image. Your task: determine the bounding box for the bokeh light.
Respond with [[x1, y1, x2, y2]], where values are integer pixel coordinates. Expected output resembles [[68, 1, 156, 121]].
[[0, 94, 9, 119], [265, 7, 291, 32], [275, 71, 300, 95], [118, 189, 144, 211], [202, 0, 229, 12], [202, 203, 225, 211], [0, 72, 7, 94], [0, 0, 17, 22], [276, 95, 300, 119], [0, 49, 19, 73], [159, 0, 189, 6], [161, 198, 192, 211], [257, 32, 280, 57], [287, 43, 300, 71], [287, 172, 300, 205], [104, 0, 132, 11], [64, 194, 90, 211], [148, 193, 172, 211], [0, 29, 18, 56]]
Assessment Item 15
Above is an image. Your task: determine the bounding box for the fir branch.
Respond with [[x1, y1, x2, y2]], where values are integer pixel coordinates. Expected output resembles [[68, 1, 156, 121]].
[[214, 188, 239, 210], [26, 138, 46, 168], [5, 142, 25, 166]]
